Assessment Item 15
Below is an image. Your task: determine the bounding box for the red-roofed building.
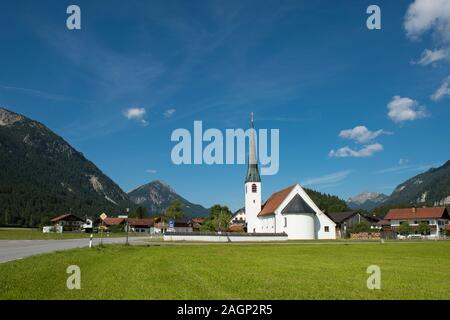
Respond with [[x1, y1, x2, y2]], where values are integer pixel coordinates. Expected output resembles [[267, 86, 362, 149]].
[[102, 217, 125, 226], [384, 207, 449, 238], [191, 218, 206, 231], [228, 225, 245, 232], [128, 218, 154, 233]]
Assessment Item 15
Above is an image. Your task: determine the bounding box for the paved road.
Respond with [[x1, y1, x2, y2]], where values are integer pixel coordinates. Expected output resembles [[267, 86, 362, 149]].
[[2, 238, 425, 263], [0, 236, 148, 263]]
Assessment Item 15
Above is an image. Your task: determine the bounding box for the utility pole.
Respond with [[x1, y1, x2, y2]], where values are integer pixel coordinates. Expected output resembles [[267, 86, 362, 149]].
[[126, 208, 130, 246], [100, 220, 104, 246]]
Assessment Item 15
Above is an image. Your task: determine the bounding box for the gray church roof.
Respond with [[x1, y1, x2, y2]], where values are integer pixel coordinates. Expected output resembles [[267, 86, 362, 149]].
[[245, 164, 261, 183], [281, 194, 315, 214]]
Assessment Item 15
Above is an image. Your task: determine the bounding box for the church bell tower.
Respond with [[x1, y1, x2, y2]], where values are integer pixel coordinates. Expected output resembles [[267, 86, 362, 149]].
[[245, 112, 261, 233]]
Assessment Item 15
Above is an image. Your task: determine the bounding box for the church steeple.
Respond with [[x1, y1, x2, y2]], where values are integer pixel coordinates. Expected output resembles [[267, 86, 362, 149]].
[[244, 112, 262, 233], [245, 112, 261, 183]]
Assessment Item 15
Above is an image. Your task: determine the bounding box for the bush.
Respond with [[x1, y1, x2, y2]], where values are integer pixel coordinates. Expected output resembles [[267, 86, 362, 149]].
[[349, 222, 371, 234], [418, 222, 431, 235], [398, 222, 412, 236], [108, 224, 124, 233]]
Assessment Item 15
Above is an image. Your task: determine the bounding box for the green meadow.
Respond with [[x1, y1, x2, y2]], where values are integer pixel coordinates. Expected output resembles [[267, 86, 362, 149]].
[[1, 242, 450, 299]]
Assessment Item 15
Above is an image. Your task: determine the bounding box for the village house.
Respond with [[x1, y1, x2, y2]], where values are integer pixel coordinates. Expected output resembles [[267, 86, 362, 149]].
[[326, 211, 380, 238], [230, 208, 246, 226], [191, 218, 206, 231], [383, 207, 449, 239], [102, 217, 125, 229], [153, 217, 193, 233], [128, 218, 154, 233], [50, 213, 84, 232]]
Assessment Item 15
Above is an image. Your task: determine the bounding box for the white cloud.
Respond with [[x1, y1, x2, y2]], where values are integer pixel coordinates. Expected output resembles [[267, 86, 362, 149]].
[[339, 126, 388, 144], [302, 170, 352, 186], [431, 76, 450, 101], [329, 143, 383, 158], [376, 163, 435, 174], [164, 108, 176, 118], [387, 96, 427, 123], [399, 158, 409, 165], [125, 107, 146, 119], [146, 169, 157, 174], [414, 48, 450, 65], [124, 107, 148, 126], [404, 0, 450, 43]]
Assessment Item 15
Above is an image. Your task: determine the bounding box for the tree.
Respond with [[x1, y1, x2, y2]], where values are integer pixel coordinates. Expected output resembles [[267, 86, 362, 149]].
[[201, 204, 232, 232], [131, 206, 148, 219], [418, 222, 431, 235], [166, 200, 183, 220], [398, 222, 412, 236]]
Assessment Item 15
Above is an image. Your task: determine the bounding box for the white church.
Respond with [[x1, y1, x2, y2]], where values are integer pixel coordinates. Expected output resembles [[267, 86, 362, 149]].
[[243, 114, 336, 240]]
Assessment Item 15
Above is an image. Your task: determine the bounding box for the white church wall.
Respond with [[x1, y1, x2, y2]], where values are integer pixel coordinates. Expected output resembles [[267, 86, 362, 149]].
[[315, 214, 337, 239], [283, 213, 316, 240], [258, 215, 275, 233], [295, 184, 336, 240]]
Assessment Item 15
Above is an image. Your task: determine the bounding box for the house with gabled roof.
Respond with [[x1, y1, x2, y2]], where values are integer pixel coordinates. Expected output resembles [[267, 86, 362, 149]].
[[243, 114, 336, 240], [50, 213, 85, 232], [327, 211, 380, 238], [383, 207, 449, 238]]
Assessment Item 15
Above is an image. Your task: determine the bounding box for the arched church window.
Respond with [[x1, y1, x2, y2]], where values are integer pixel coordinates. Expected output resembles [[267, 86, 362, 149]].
[[252, 184, 257, 193]]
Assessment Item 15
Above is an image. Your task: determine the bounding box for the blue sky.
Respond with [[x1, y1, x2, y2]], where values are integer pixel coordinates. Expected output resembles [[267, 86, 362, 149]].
[[1, 0, 449, 211]]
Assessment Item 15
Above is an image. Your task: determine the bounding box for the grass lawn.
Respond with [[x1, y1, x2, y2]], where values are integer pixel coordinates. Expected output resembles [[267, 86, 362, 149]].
[[0, 228, 148, 240], [1, 242, 450, 299]]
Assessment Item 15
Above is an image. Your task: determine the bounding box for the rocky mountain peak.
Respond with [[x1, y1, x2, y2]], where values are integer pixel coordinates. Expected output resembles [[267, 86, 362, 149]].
[[128, 180, 208, 218], [347, 192, 388, 210], [348, 192, 386, 204], [0, 107, 24, 126]]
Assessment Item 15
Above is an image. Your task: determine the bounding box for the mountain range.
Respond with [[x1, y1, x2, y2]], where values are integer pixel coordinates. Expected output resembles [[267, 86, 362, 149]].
[[348, 161, 450, 211], [127, 180, 209, 218], [347, 192, 389, 211], [385, 160, 450, 207], [0, 108, 207, 225]]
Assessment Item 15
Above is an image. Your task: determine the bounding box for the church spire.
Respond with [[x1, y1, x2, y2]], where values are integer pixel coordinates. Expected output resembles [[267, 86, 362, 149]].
[[245, 112, 261, 183]]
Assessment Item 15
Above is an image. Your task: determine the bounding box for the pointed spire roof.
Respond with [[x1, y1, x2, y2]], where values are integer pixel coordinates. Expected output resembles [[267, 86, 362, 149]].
[[245, 112, 261, 183]]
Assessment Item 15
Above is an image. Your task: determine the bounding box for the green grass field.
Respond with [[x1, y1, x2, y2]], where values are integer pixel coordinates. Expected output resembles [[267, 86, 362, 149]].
[[0, 228, 148, 240], [1, 242, 450, 300]]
